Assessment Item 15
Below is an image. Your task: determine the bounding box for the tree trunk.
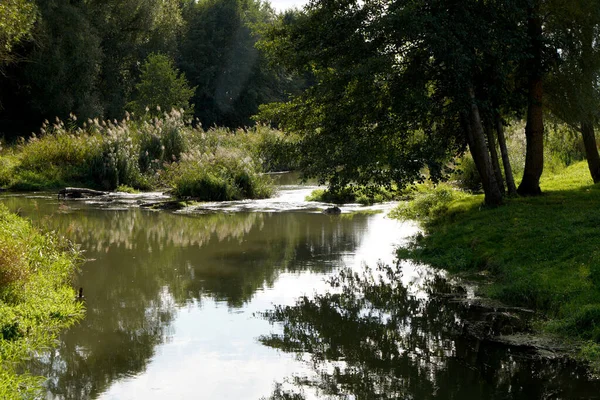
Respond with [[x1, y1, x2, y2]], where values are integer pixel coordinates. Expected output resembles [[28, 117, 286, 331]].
[[580, 25, 600, 184], [496, 116, 518, 196], [581, 121, 600, 183], [518, 4, 544, 196], [485, 119, 505, 195], [466, 88, 503, 206]]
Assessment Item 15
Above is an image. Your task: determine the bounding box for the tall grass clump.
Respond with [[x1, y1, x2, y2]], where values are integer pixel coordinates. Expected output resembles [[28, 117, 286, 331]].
[[0, 204, 84, 398], [165, 147, 273, 200]]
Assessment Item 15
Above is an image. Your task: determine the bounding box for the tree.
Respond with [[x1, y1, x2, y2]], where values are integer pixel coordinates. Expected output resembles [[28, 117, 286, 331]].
[[179, 0, 300, 128], [23, 0, 103, 121], [86, 0, 184, 119], [545, 0, 600, 183], [0, 0, 37, 68], [127, 53, 195, 117], [259, 0, 530, 205]]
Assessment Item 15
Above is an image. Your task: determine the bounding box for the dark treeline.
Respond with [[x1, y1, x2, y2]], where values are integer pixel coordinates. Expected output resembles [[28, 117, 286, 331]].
[[0, 0, 301, 138]]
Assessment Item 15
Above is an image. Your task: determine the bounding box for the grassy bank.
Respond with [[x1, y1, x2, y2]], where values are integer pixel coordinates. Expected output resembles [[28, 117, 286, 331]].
[[0, 205, 84, 398], [392, 161, 600, 364], [0, 110, 298, 200]]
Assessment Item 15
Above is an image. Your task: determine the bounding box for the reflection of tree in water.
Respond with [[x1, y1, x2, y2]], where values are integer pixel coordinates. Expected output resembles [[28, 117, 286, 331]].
[[260, 264, 600, 400], [6, 196, 371, 399]]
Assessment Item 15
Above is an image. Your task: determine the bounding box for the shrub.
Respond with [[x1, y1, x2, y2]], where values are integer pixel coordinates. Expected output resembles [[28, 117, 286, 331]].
[[4, 111, 292, 198], [0, 205, 84, 397], [390, 183, 465, 225], [451, 154, 482, 192], [166, 148, 273, 200]]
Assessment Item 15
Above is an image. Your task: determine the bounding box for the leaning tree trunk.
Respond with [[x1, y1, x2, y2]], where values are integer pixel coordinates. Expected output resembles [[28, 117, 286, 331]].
[[496, 116, 518, 196], [581, 121, 600, 183], [518, 4, 544, 196], [466, 88, 503, 206], [485, 120, 505, 195]]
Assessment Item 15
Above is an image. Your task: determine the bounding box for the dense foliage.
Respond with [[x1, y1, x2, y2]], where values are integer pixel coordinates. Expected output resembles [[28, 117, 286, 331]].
[[0, 0, 300, 137], [255, 0, 600, 204], [0, 204, 84, 399]]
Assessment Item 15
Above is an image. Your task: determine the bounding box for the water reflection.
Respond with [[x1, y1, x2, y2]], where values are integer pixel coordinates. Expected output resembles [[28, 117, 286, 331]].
[[260, 264, 600, 400], [2, 196, 373, 399]]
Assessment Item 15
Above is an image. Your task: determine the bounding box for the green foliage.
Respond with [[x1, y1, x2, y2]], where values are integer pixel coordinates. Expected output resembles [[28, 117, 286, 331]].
[[179, 0, 301, 128], [306, 185, 400, 205], [451, 154, 482, 192], [390, 184, 466, 225], [87, 0, 185, 119], [393, 161, 600, 345], [127, 53, 195, 117], [24, 0, 103, 121], [0, 0, 37, 66], [0, 204, 84, 398]]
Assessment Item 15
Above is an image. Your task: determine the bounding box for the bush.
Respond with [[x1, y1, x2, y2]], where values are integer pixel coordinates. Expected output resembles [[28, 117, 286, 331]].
[[451, 154, 482, 192], [390, 183, 465, 225], [166, 147, 273, 200], [0, 204, 84, 397]]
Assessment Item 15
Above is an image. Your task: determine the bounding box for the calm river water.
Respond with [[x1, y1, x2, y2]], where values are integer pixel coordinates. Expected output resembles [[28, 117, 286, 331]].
[[2, 177, 599, 399]]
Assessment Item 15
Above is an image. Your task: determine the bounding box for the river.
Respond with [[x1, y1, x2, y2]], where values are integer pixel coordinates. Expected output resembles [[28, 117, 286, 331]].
[[2, 177, 599, 399]]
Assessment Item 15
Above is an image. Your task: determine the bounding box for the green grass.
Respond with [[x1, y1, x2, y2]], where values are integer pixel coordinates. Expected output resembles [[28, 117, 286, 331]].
[[393, 161, 600, 366], [0, 204, 84, 399]]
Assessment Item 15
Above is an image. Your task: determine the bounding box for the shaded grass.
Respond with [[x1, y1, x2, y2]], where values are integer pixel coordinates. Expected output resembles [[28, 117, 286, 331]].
[[393, 162, 600, 365], [0, 204, 84, 398]]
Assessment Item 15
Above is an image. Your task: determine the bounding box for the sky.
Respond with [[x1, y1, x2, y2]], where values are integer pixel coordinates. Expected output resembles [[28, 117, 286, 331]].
[[269, 0, 309, 12]]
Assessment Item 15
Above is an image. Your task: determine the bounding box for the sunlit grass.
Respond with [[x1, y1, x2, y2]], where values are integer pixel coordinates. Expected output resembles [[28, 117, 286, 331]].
[[393, 161, 600, 365]]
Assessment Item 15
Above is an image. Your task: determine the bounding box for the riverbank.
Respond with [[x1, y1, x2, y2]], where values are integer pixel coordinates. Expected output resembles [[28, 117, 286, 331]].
[[0, 205, 84, 398], [0, 110, 298, 201], [393, 161, 600, 368]]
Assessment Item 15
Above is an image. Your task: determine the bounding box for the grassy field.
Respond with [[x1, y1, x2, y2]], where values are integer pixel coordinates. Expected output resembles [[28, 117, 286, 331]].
[[393, 161, 600, 364], [0, 205, 84, 399]]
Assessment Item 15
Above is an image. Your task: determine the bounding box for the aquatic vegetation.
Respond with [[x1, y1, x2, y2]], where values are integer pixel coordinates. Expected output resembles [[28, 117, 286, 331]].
[[0, 204, 84, 398]]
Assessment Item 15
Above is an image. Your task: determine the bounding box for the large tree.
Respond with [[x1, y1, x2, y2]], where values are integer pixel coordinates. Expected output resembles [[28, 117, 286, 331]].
[[86, 0, 184, 119], [23, 0, 103, 121], [259, 0, 530, 205], [546, 0, 600, 183]]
